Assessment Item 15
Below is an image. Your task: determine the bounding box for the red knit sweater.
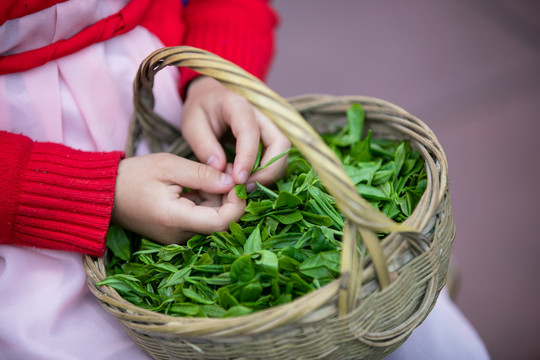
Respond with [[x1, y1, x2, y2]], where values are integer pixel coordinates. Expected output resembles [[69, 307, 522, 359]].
[[0, 0, 277, 256]]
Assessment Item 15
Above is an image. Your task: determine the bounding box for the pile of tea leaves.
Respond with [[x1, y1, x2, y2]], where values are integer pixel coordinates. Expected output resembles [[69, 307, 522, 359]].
[[100, 104, 427, 318]]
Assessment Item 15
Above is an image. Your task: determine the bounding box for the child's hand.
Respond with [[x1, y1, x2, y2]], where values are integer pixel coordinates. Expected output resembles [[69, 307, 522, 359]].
[[111, 153, 245, 244], [181, 76, 290, 191]]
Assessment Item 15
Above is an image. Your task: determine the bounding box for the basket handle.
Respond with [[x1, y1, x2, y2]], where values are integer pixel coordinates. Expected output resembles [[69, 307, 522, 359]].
[[129, 46, 418, 314]]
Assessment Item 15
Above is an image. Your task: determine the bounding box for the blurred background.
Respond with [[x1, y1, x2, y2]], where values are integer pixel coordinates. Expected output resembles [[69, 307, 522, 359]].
[[265, 1, 540, 359]]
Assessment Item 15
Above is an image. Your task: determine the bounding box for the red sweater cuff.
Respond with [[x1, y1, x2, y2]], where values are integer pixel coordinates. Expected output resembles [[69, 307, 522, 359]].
[[0, 132, 123, 256]]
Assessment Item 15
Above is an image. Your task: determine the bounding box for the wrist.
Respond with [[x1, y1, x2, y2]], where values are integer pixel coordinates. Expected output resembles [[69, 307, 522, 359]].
[[184, 76, 214, 100]]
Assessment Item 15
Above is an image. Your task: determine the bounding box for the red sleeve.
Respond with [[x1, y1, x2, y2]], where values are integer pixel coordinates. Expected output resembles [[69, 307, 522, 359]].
[[179, 0, 279, 98], [0, 0, 69, 25], [0, 131, 123, 256]]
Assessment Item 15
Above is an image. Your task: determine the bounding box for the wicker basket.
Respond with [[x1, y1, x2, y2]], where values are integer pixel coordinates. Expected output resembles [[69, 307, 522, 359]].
[[83, 46, 455, 360]]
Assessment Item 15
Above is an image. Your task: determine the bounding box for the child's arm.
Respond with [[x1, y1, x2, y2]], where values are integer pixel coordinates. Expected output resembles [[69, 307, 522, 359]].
[[0, 131, 246, 255], [0, 131, 122, 256]]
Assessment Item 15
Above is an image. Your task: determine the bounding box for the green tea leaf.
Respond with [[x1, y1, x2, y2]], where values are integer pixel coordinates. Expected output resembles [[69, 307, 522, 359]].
[[200, 304, 227, 318], [97, 274, 139, 293], [192, 264, 224, 274], [158, 245, 189, 261], [195, 253, 213, 266], [251, 142, 264, 172], [159, 267, 192, 288], [328, 103, 365, 146], [307, 187, 344, 228], [274, 191, 303, 209], [372, 169, 394, 186], [223, 305, 253, 318], [394, 142, 407, 180], [356, 184, 391, 201], [194, 273, 231, 286], [273, 293, 292, 306], [151, 262, 179, 273], [169, 303, 200, 316], [286, 157, 311, 176], [229, 221, 246, 245], [244, 225, 262, 254], [255, 250, 279, 277], [182, 286, 214, 305], [382, 201, 401, 220], [346, 103, 365, 142], [186, 234, 210, 248], [281, 245, 309, 263], [244, 199, 274, 215], [240, 281, 263, 302], [106, 225, 131, 261], [253, 148, 291, 173], [234, 184, 247, 199], [289, 273, 313, 293], [299, 251, 341, 279], [350, 129, 372, 162], [218, 287, 239, 308], [255, 182, 279, 199], [271, 210, 303, 225], [300, 211, 333, 227], [264, 232, 303, 249], [309, 227, 337, 253], [345, 164, 379, 185], [230, 255, 255, 284], [277, 254, 300, 272]]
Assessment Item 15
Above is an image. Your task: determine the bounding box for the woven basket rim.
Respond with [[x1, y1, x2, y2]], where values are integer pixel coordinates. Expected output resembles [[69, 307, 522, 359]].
[[84, 94, 449, 334]]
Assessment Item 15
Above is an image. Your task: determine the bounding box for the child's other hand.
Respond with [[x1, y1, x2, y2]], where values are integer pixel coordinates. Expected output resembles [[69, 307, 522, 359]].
[[111, 153, 245, 245], [181, 76, 290, 191]]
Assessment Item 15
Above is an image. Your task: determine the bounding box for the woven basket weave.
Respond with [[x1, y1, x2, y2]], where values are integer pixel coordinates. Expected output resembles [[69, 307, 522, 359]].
[[83, 46, 455, 360]]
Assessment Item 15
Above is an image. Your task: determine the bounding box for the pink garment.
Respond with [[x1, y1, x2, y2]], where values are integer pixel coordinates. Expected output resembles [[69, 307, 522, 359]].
[[0, 247, 150, 359], [0, 1, 180, 358], [386, 289, 490, 360]]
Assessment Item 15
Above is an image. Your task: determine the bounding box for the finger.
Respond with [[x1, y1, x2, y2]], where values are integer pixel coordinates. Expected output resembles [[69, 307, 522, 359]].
[[223, 97, 261, 184], [247, 110, 291, 187], [165, 156, 234, 194], [174, 189, 245, 234], [225, 162, 233, 175], [181, 191, 203, 205], [196, 191, 222, 208], [181, 106, 227, 171]]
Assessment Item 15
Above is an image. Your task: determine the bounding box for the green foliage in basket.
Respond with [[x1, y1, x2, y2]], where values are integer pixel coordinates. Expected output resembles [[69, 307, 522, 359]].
[[99, 104, 427, 318]]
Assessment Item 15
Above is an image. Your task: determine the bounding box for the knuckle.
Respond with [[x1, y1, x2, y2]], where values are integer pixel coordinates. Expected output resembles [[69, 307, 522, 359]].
[[152, 153, 174, 167], [214, 219, 229, 232], [280, 138, 292, 150], [153, 206, 176, 230], [197, 163, 214, 183], [222, 94, 252, 117]]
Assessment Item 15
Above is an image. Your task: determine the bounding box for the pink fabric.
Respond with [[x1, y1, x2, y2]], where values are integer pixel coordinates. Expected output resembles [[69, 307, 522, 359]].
[[386, 290, 490, 360], [0, 247, 149, 359], [0, 0, 126, 55], [0, 1, 180, 358]]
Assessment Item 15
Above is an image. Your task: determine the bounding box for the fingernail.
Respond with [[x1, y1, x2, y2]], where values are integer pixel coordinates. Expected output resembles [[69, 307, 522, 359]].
[[246, 182, 257, 192], [221, 173, 233, 185], [238, 170, 249, 184], [207, 155, 218, 168]]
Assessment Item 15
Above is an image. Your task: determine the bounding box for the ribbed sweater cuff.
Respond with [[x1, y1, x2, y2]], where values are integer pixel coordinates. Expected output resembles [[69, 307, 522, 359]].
[[13, 142, 123, 257], [179, 0, 277, 99]]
